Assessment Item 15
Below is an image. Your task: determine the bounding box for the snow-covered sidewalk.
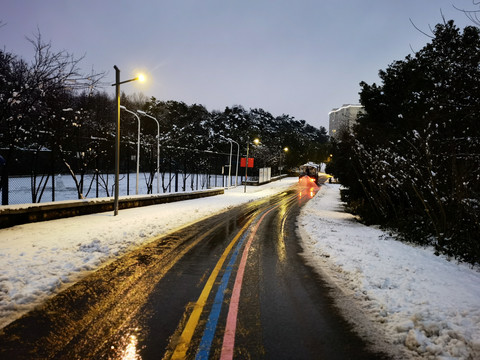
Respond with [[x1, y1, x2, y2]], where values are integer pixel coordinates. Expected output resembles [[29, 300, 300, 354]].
[[1, 179, 479, 359], [299, 184, 480, 359]]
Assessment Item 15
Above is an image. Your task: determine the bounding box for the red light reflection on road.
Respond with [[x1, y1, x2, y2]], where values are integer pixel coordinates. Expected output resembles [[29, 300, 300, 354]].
[[298, 176, 319, 199]]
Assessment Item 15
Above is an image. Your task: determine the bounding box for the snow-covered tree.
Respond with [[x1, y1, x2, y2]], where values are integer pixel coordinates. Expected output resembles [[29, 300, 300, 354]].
[[330, 20, 480, 264], [0, 31, 105, 201]]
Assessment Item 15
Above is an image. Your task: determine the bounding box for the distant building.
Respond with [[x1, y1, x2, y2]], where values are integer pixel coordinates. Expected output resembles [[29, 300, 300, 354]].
[[328, 104, 365, 138]]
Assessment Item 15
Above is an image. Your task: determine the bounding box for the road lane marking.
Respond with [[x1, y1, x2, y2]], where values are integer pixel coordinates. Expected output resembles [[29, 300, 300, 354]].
[[220, 205, 280, 360], [196, 194, 302, 359], [170, 215, 257, 359], [195, 229, 250, 360], [169, 191, 300, 359], [195, 197, 294, 359]]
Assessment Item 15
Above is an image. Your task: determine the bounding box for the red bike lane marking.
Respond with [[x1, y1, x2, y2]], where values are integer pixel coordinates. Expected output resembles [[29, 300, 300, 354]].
[[220, 188, 314, 359], [219, 205, 277, 360]]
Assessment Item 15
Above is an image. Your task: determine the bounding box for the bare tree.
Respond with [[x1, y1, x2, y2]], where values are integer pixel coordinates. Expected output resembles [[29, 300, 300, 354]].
[[0, 29, 106, 201], [454, 0, 480, 26], [26, 30, 105, 97]]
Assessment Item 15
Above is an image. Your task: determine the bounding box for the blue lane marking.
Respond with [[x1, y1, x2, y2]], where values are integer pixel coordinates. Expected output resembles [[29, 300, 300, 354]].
[[195, 228, 249, 360], [195, 206, 275, 360]]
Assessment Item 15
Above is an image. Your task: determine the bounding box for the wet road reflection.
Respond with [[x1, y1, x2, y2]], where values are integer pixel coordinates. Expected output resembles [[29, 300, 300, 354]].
[[118, 333, 139, 360]]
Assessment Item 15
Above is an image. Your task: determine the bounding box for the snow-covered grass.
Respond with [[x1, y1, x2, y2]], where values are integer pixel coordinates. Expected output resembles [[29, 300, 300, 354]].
[[299, 184, 480, 359], [1, 179, 479, 359]]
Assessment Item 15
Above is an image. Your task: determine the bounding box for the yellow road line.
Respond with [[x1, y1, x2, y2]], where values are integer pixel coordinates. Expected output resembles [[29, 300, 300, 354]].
[[170, 215, 257, 359]]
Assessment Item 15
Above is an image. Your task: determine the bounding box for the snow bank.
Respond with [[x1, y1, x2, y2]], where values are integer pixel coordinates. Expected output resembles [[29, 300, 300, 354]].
[[299, 184, 480, 359]]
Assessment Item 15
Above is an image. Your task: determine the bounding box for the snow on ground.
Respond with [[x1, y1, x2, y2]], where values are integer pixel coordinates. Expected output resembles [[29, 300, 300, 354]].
[[298, 184, 480, 360], [0, 179, 479, 359]]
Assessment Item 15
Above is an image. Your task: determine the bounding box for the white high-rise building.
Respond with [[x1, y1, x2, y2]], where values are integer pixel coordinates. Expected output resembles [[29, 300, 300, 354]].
[[328, 104, 365, 138]]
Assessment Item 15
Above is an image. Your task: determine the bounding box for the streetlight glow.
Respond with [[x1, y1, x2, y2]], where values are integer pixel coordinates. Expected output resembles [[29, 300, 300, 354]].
[[137, 74, 146, 82]]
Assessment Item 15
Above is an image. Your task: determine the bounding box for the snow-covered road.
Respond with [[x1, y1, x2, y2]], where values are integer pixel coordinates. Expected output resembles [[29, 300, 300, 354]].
[[1, 178, 479, 359]]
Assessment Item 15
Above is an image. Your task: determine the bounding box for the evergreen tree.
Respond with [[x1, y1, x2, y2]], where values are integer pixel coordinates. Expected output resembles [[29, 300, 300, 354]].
[[330, 20, 480, 263]]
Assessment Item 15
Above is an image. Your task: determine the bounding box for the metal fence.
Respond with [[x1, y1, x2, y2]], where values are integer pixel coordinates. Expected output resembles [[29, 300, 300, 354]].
[[0, 146, 251, 206]]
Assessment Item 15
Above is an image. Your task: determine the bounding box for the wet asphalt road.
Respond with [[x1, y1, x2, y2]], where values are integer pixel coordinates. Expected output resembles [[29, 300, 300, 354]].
[[0, 182, 389, 359]]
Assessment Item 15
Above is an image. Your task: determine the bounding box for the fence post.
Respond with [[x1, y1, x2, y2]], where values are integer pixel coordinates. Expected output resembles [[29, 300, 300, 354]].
[[96, 170, 99, 198], [169, 153, 172, 193], [127, 145, 130, 196], [175, 171, 178, 192], [0, 156, 8, 205], [51, 151, 55, 202]]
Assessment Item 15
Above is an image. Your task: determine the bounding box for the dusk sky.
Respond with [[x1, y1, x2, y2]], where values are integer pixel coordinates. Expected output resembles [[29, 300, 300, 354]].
[[1, 0, 477, 130]]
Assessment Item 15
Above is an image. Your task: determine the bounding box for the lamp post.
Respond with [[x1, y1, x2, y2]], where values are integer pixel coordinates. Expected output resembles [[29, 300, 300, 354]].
[[244, 138, 260, 193], [120, 106, 141, 195], [225, 138, 240, 187], [220, 135, 233, 188], [231, 139, 240, 187], [112, 66, 144, 215], [137, 110, 160, 194]]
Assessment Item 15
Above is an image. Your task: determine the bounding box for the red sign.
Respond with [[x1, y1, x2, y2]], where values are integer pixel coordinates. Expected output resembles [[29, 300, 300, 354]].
[[240, 157, 254, 168]]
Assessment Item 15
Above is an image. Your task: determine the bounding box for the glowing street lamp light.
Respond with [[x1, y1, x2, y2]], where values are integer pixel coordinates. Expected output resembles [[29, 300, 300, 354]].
[[112, 66, 145, 215], [137, 110, 160, 194]]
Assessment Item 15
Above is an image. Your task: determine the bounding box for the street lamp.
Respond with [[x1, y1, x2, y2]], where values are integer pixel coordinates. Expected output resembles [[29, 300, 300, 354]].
[[220, 135, 240, 188], [244, 138, 260, 193], [120, 106, 141, 195], [219, 135, 233, 188], [112, 66, 145, 215], [137, 110, 160, 194], [231, 139, 240, 187]]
